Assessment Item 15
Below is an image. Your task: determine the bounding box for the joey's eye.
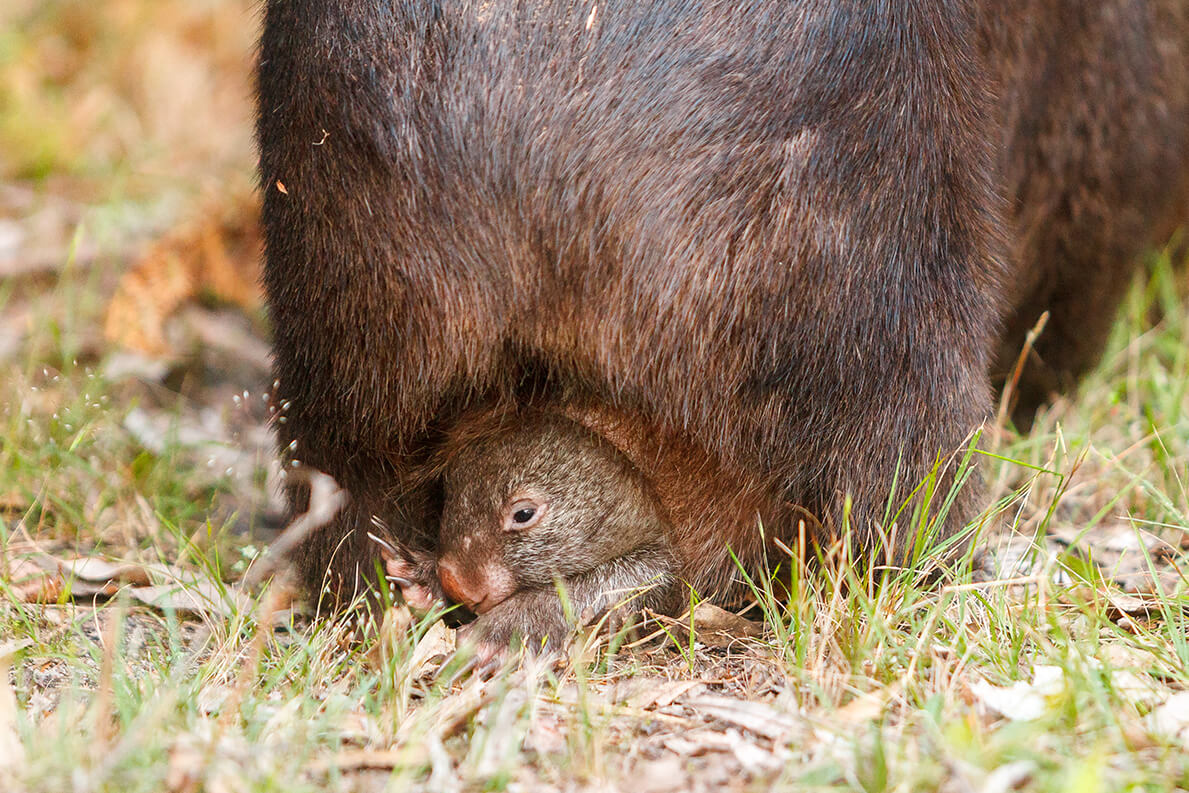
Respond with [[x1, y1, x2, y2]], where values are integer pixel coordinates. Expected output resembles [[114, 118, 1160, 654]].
[[505, 498, 545, 531]]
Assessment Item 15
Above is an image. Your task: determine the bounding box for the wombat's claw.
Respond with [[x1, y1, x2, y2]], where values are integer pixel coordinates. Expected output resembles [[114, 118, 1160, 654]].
[[380, 552, 439, 613], [440, 643, 504, 685], [448, 623, 513, 680]]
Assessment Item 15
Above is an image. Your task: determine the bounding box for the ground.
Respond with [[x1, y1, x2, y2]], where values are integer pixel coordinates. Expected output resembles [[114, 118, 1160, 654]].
[[1, 3, 1187, 792]]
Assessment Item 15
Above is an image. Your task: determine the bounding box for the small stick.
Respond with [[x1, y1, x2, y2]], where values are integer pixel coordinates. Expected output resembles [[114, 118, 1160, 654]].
[[994, 311, 1050, 440]]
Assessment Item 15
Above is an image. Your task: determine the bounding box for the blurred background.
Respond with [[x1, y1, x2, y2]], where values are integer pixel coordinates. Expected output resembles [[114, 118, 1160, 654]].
[[1, 0, 274, 573]]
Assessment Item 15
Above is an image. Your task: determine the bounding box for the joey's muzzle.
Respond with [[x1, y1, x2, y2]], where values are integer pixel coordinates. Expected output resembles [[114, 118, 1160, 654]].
[[437, 555, 516, 613]]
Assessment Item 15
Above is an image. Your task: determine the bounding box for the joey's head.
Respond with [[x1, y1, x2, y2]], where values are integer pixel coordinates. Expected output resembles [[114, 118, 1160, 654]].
[[435, 411, 669, 613]]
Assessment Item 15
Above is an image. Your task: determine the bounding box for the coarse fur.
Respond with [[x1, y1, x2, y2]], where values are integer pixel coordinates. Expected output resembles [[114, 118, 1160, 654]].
[[387, 403, 796, 649], [425, 408, 685, 647], [980, 1, 1189, 421], [256, 1, 1189, 613]]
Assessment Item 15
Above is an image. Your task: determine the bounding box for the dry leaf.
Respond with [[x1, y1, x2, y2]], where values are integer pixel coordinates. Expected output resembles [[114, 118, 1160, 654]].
[[7, 552, 258, 619], [626, 679, 708, 710], [104, 193, 261, 357], [684, 694, 798, 740], [970, 666, 1064, 722], [664, 727, 784, 775], [689, 602, 764, 644], [412, 677, 495, 741], [407, 620, 456, 681], [308, 748, 416, 774], [632, 755, 689, 793], [4, 556, 66, 602], [1109, 670, 1165, 708], [1149, 692, 1189, 747], [1101, 591, 1166, 621], [127, 581, 253, 619], [980, 760, 1036, 793], [59, 557, 154, 586], [649, 602, 764, 649], [0, 640, 31, 783], [833, 683, 900, 725]]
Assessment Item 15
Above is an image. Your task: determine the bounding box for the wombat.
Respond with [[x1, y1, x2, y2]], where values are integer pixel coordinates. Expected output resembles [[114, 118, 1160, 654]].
[[381, 405, 797, 649], [399, 409, 682, 649], [256, 1, 1189, 619]]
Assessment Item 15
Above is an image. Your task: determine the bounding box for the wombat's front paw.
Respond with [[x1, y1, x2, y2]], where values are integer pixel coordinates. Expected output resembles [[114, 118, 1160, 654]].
[[456, 594, 573, 671], [376, 544, 444, 614]]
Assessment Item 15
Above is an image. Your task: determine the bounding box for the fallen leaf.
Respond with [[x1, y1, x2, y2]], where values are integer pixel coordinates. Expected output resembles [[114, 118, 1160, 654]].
[[980, 760, 1036, 793], [664, 727, 784, 775], [4, 552, 283, 621], [1110, 670, 1165, 708], [1149, 691, 1189, 747], [631, 755, 689, 793], [970, 666, 1064, 722], [127, 581, 253, 619], [684, 694, 798, 740], [647, 602, 764, 649], [4, 556, 65, 602], [1100, 590, 1173, 621], [307, 748, 417, 774], [0, 640, 31, 783], [689, 602, 764, 644], [104, 193, 261, 358], [626, 679, 708, 710], [407, 620, 456, 681], [58, 557, 154, 586], [398, 676, 494, 742], [833, 683, 901, 725]]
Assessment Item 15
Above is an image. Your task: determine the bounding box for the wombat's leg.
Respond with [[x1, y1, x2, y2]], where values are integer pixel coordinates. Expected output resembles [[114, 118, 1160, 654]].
[[989, 4, 1189, 426], [461, 545, 680, 657], [283, 474, 390, 613], [811, 371, 990, 570], [994, 241, 1142, 426], [279, 445, 436, 614]]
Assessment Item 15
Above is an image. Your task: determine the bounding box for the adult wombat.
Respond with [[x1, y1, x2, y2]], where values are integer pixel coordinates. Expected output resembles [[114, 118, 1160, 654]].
[[256, 1, 1188, 617]]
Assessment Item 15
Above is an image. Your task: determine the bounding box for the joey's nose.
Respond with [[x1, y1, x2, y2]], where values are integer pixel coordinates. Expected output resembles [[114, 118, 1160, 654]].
[[438, 557, 488, 612]]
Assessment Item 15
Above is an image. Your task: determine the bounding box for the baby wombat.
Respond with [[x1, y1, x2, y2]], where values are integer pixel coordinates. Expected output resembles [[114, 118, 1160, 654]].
[[415, 410, 681, 649], [386, 405, 792, 650]]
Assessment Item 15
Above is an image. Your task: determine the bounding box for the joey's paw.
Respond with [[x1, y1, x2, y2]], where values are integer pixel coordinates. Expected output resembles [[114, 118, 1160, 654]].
[[378, 546, 443, 614], [455, 598, 571, 673], [452, 623, 509, 679]]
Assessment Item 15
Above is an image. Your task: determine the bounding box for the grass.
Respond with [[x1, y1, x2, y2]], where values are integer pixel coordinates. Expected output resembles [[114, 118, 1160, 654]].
[[2, 2, 1188, 791], [1, 249, 1184, 793]]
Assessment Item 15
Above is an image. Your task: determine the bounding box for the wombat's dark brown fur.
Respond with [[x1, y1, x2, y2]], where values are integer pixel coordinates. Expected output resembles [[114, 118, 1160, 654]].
[[980, 2, 1189, 421], [256, 1, 1189, 614]]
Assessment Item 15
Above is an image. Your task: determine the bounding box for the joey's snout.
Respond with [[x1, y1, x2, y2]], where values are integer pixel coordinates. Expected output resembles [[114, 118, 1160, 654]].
[[437, 555, 516, 613]]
